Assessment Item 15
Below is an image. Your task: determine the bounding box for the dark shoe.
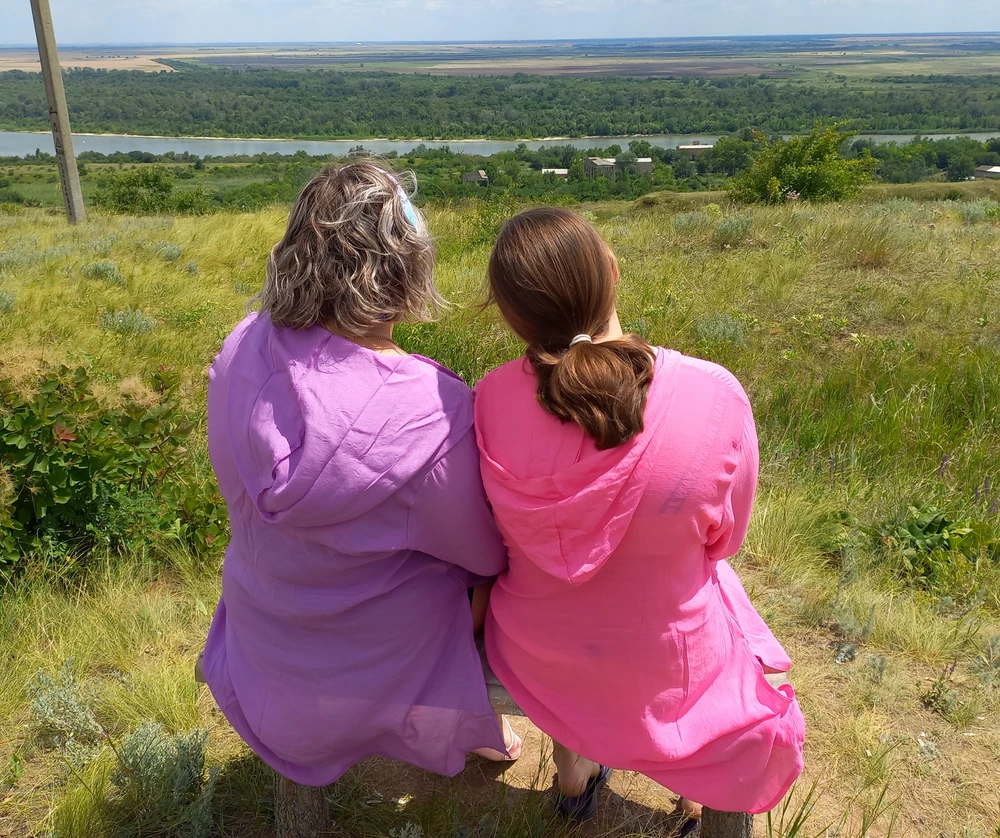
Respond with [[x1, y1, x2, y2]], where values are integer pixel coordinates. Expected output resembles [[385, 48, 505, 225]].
[[676, 815, 701, 837], [556, 765, 612, 822]]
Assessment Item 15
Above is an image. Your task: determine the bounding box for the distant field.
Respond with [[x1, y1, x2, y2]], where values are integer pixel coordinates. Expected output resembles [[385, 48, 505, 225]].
[[0, 49, 173, 73], [3, 33, 1000, 78]]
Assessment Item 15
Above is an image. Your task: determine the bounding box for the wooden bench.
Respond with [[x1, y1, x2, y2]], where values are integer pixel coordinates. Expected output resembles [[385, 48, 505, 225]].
[[196, 646, 756, 837]]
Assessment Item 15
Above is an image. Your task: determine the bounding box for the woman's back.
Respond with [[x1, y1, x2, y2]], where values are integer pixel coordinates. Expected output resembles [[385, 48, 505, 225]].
[[475, 347, 805, 813], [203, 312, 508, 785]]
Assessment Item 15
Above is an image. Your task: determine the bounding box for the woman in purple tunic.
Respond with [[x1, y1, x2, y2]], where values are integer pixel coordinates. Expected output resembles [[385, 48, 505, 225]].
[[202, 162, 520, 786]]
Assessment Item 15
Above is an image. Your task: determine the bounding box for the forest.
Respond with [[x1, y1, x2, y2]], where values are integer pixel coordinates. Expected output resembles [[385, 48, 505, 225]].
[[3, 65, 1000, 139]]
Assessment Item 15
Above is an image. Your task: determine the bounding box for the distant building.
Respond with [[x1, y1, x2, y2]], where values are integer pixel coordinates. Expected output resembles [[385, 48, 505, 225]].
[[677, 143, 715, 161], [585, 156, 654, 182], [585, 157, 618, 182], [462, 170, 489, 186], [975, 165, 1000, 179], [542, 168, 570, 179]]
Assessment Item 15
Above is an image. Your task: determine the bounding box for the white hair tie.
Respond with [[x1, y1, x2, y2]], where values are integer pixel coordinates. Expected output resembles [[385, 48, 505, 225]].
[[569, 334, 593, 348]]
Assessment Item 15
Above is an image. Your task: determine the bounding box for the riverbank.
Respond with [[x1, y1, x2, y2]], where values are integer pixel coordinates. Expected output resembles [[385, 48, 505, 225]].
[[0, 126, 1000, 156]]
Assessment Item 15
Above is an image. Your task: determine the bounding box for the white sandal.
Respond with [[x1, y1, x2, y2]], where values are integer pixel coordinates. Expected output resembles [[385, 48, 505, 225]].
[[472, 716, 523, 762]]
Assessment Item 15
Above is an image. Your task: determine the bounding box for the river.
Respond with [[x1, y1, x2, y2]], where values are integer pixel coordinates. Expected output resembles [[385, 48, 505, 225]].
[[2, 130, 998, 159]]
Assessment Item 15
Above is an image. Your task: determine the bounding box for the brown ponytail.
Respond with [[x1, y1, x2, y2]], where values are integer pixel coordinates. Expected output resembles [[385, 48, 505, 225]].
[[487, 208, 655, 450]]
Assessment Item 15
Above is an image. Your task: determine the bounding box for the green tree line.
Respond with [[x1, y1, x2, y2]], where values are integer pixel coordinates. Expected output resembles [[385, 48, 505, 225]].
[[2, 66, 1000, 139]]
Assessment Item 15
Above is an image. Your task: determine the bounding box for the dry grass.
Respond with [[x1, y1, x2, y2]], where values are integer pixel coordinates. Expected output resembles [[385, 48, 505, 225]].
[[2, 198, 1000, 836]]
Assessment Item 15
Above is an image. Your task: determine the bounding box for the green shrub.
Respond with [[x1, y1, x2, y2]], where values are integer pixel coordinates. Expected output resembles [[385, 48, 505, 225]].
[[28, 660, 103, 760], [171, 187, 212, 215], [94, 167, 176, 215], [875, 505, 1000, 598], [729, 124, 877, 204], [0, 290, 15, 313], [0, 187, 27, 205], [713, 214, 752, 247], [0, 366, 219, 571], [99, 308, 157, 336], [82, 260, 127, 287], [672, 211, 711, 235]]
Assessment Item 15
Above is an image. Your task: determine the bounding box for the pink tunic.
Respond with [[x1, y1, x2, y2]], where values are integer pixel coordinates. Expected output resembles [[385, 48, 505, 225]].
[[474, 349, 805, 814]]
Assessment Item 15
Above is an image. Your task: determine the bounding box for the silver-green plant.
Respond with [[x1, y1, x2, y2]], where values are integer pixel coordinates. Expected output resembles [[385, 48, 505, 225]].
[[110, 722, 216, 838], [83, 260, 127, 287], [28, 660, 103, 761], [99, 308, 157, 336]]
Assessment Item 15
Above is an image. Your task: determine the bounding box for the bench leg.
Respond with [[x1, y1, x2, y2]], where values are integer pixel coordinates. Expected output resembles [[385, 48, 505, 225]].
[[701, 808, 754, 838], [274, 773, 331, 838]]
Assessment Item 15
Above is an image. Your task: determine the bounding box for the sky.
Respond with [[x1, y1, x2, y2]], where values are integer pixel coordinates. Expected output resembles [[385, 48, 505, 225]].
[[2, 0, 999, 45]]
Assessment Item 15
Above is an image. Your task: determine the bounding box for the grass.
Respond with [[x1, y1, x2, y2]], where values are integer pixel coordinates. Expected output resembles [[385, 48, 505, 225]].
[[1, 196, 999, 836]]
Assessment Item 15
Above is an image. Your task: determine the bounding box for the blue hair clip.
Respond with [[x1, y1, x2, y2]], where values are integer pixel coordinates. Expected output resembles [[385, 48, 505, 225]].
[[399, 188, 419, 228]]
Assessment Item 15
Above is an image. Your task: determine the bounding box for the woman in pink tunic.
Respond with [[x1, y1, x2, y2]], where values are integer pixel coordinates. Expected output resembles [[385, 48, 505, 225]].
[[474, 208, 805, 820], [202, 162, 520, 788]]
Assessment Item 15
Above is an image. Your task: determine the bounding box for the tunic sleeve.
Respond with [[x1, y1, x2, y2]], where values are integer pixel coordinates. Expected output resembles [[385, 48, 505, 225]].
[[706, 395, 759, 562], [407, 429, 510, 578]]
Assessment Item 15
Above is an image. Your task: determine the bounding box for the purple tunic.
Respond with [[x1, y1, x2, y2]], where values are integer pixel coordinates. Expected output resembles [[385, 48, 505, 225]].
[[203, 314, 508, 786]]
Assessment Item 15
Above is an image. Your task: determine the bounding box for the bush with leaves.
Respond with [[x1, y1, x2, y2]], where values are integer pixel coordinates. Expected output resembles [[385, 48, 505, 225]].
[[875, 505, 1000, 598], [94, 167, 177, 214], [729, 124, 877, 204], [93, 167, 209, 216], [0, 365, 224, 572]]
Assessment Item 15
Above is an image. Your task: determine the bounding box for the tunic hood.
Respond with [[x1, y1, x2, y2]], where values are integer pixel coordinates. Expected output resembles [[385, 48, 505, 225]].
[[216, 314, 470, 529], [475, 350, 679, 585]]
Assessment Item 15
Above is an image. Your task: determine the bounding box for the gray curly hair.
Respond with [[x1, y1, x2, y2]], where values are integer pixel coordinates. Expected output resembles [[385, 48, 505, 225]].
[[254, 161, 440, 334]]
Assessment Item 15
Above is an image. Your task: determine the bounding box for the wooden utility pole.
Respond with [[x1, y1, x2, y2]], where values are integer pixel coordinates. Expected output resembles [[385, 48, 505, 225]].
[[30, 0, 86, 223]]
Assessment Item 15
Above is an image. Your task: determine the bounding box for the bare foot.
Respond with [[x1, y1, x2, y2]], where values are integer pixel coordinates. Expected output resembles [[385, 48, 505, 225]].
[[678, 797, 703, 820], [552, 743, 602, 797]]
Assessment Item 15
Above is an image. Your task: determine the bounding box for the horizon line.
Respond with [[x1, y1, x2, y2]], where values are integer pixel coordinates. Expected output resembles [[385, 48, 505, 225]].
[[3, 31, 1000, 49]]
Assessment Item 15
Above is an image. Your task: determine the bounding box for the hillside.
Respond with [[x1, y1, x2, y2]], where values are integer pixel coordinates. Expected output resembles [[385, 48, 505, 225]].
[[1, 196, 999, 837]]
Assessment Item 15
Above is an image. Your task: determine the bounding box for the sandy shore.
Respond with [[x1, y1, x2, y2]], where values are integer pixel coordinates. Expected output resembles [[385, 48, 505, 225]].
[[0, 129, 663, 144]]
